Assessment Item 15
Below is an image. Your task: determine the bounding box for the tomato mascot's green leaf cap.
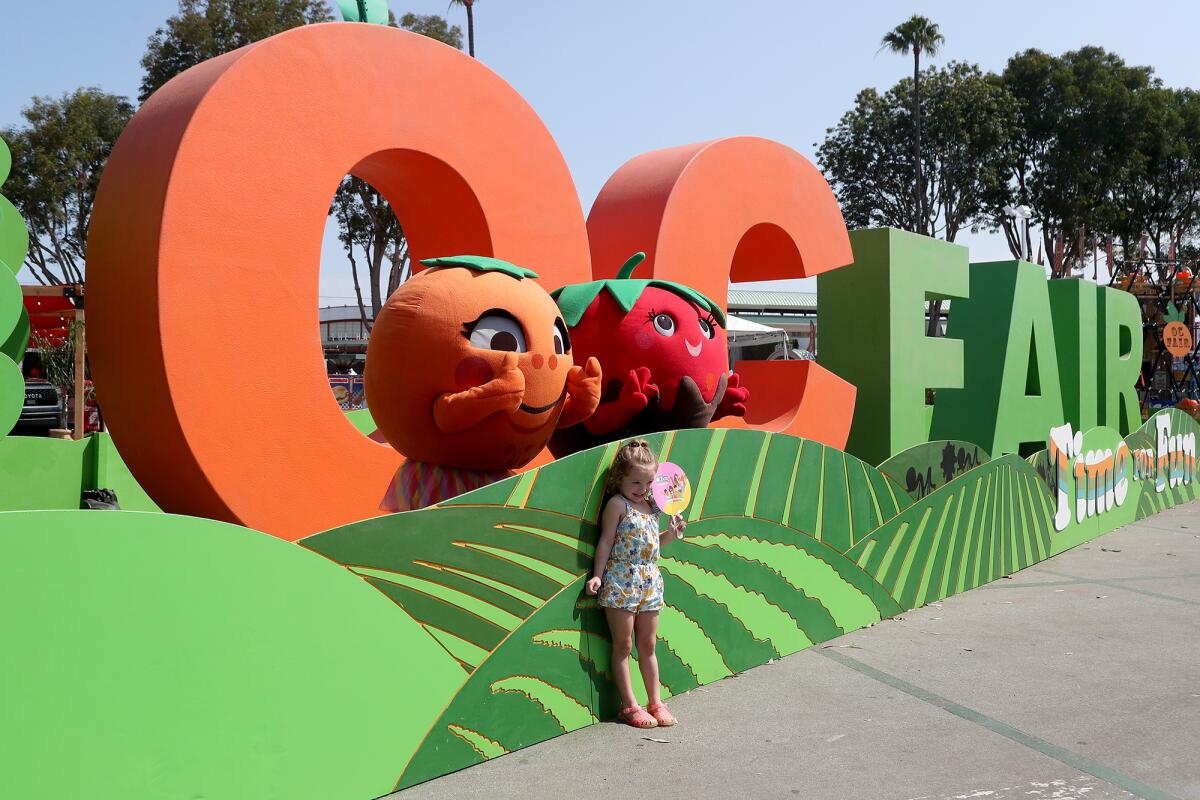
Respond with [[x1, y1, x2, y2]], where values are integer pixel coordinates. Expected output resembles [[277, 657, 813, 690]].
[[551, 252, 726, 328], [1165, 303, 1187, 325], [419, 255, 539, 280]]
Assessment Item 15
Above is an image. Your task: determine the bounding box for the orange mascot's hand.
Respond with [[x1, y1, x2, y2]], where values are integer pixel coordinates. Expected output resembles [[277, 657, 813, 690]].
[[557, 356, 602, 428], [433, 352, 526, 434]]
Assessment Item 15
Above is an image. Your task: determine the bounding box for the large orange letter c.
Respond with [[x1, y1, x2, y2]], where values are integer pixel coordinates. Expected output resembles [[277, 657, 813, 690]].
[[87, 24, 592, 539]]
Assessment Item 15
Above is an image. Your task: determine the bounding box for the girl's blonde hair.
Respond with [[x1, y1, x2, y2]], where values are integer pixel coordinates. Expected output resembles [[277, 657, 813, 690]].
[[604, 439, 659, 495]]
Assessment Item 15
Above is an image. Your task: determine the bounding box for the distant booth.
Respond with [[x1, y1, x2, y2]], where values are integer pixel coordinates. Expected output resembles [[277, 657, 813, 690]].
[[726, 288, 816, 361], [320, 305, 370, 410]]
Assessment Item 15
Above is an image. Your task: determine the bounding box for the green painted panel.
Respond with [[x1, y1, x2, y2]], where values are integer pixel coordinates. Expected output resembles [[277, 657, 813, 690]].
[[344, 407, 378, 435], [659, 570, 779, 671], [846, 456, 878, 544], [524, 446, 606, 519], [0, 436, 87, 510], [0, 305, 28, 363], [865, 465, 905, 520], [847, 454, 1053, 605], [820, 448, 851, 551], [752, 433, 801, 523], [818, 228, 970, 464], [1048, 280, 1099, 432], [0, 268, 23, 433], [668, 537, 842, 645], [788, 439, 824, 534], [0, 510, 461, 800], [1098, 287, 1144, 436], [931, 260, 1066, 456], [0, 135, 30, 278], [9, 424, 1189, 796], [701, 429, 769, 518], [879, 439, 991, 501], [90, 433, 161, 512]]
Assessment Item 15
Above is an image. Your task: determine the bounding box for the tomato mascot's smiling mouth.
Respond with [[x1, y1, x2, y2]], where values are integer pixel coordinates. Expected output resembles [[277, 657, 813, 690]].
[[685, 338, 703, 357]]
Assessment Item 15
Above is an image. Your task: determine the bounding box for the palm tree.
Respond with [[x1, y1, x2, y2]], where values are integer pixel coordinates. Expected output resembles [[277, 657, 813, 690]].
[[880, 14, 944, 236], [448, 0, 478, 57]]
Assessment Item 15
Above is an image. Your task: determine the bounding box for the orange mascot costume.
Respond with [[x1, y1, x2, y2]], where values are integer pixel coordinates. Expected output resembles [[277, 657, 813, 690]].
[[367, 255, 602, 510]]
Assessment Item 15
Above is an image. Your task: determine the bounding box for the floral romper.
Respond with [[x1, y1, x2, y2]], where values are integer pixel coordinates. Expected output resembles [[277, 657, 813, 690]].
[[598, 496, 665, 613]]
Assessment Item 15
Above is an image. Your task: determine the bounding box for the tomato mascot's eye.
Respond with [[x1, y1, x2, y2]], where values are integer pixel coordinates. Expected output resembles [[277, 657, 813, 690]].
[[552, 318, 570, 355], [698, 315, 716, 340], [465, 311, 527, 352], [652, 312, 676, 337]]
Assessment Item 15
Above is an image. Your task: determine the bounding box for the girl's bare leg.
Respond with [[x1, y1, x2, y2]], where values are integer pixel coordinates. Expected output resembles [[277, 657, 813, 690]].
[[633, 611, 661, 706], [604, 607, 638, 708]]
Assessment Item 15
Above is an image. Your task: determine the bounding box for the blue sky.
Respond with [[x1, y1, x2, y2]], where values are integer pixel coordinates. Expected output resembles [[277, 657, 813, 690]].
[[2, 0, 1197, 301]]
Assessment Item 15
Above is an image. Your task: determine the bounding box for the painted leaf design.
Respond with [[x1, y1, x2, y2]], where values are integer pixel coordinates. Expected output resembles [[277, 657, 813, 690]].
[[846, 454, 1054, 608]]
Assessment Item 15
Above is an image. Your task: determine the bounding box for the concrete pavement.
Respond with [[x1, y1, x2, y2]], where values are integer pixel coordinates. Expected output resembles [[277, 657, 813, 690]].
[[392, 504, 1200, 800]]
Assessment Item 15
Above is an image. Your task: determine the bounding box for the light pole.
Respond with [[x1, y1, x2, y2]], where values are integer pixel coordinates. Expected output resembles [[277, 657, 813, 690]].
[[1004, 205, 1032, 261]]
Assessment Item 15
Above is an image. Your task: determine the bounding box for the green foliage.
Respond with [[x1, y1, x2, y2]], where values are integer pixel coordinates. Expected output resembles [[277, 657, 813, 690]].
[[822, 43, 1200, 265], [991, 47, 1161, 272], [879, 14, 944, 61], [0, 90, 133, 285], [1107, 87, 1200, 260], [400, 12, 464, 49], [32, 319, 81, 398], [816, 62, 1017, 242], [138, 0, 334, 102]]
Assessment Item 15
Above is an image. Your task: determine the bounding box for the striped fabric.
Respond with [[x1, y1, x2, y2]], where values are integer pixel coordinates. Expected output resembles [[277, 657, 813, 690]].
[[382, 460, 514, 512]]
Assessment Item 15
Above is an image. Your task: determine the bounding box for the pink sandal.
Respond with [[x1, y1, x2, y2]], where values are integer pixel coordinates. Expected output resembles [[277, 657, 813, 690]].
[[619, 705, 658, 729], [646, 701, 677, 727]]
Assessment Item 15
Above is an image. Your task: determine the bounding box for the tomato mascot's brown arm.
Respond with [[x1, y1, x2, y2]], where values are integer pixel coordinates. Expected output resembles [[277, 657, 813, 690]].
[[583, 367, 658, 435], [712, 370, 750, 420], [432, 352, 525, 434], [557, 357, 602, 429]]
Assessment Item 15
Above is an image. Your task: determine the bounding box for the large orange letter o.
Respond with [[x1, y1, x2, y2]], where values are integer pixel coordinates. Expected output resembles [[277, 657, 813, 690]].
[[88, 24, 591, 539], [586, 138, 857, 447]]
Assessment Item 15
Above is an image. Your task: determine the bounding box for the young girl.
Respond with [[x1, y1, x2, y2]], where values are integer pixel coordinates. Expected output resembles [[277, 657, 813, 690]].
[[585, 439, 686, 729]]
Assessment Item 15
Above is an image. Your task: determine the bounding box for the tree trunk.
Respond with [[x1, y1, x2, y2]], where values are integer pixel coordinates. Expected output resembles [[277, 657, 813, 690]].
[[913, 48, 923, 236], [466, 3, 475, 57], [347, 247, 372, 334]]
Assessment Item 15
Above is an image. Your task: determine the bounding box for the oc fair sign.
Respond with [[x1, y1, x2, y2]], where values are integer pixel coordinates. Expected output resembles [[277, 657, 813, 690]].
[[1048, 415, 1198, 532]]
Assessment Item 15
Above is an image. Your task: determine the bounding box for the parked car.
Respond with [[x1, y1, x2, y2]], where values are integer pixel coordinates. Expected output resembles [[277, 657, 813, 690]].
[[17, 352, 64, 432]]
